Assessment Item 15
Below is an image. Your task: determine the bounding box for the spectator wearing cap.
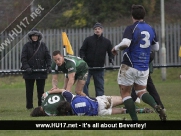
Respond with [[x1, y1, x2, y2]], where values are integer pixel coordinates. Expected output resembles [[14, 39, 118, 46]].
[[79, 22, 114, 97], [21, 28, 52, 109]]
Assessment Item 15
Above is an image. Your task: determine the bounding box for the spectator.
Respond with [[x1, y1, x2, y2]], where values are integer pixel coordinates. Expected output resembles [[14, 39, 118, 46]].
[[21, 28, 52, 110], [79, 22, 114, 97]]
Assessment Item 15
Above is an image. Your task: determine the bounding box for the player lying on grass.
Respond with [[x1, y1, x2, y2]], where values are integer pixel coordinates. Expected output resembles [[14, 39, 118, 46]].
[[30, 88, 154, 117], [30, 93, 65, 116]]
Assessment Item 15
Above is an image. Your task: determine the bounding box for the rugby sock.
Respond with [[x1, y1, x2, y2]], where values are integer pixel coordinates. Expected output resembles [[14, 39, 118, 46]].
[[125, 109, 144, 113], [141, 93, 157, 108], [123, 96, 138, 120], [136, 109, 145, 113]]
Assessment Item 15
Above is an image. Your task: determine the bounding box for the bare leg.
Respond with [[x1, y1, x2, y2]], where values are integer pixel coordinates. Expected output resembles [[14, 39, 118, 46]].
[[75, 80, 86, 96], [133, 83, 147, 97], [111, 108, 125, 114], [111, 96, 123, 107]]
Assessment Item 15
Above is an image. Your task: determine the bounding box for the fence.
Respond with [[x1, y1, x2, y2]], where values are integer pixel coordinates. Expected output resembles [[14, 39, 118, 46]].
[[0, 23, 181, 71]]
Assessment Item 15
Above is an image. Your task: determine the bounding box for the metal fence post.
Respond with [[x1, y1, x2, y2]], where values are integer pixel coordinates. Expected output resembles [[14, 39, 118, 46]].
[[161, 0, 166, 80]]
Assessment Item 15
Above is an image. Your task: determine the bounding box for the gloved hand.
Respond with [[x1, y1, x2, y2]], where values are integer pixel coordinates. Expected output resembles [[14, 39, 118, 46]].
[[109, 58, 114, 65], [47, 67, 52, 73], [26, 68, 32, 74]]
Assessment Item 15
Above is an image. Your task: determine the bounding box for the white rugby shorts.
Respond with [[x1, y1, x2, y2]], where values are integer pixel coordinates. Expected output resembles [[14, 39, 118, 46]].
[[117, 64, 149, 86], [96, 95, 113, 115]]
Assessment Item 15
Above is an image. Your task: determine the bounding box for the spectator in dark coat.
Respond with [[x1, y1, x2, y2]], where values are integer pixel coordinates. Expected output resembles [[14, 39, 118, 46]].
[[79, 22, 114, 97], [21, 28, 52, 109]]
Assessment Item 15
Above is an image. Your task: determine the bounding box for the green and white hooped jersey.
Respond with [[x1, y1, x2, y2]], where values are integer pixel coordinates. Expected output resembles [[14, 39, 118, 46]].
[[51, 55, 88, 74], [42, 94, 65, 116]]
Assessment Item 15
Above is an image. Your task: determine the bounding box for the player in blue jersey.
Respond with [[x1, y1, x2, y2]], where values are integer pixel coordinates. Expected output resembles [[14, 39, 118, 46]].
[[111, 4, 166, 121], [42, 89, 154, 116], [43, 89, 125, 116]]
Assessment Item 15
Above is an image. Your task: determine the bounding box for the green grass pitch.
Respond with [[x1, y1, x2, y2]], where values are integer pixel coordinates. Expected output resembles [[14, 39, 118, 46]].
[[0, 68, 181, 135]]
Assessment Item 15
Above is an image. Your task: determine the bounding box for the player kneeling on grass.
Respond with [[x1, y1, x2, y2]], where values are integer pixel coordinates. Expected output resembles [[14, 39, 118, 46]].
[[30, 88, 154, 117]]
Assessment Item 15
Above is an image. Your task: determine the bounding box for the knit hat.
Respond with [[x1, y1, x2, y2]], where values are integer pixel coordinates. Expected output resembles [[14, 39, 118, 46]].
[[93, 22, 103, 29]]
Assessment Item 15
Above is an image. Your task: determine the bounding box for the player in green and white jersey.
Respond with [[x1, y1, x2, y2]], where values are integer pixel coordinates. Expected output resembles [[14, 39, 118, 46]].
[[30, 93, 65, 116], [51, 50, 88, 96]]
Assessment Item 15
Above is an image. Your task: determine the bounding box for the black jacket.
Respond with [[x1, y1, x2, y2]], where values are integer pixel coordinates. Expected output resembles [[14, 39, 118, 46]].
[[79, 34, 114, 67], [21, 30, 51, 79]]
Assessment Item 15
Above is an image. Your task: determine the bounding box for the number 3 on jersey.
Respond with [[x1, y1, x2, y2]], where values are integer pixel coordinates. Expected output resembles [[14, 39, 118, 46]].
[[48, 95, 60, 104], [140, 31, 150, 48]]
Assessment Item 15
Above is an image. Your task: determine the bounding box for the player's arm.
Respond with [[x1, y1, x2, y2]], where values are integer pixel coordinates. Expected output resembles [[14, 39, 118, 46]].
[[115, 38, 131, 51], [48, 88, 65, 94], [111, 38, 131, 55], [44, 89, 74, 103], [42, 88, 66, 98], [112, 26, 132, 55], [151, 29, 159, 52], [52, 74, 58, 89], [63, 74, 68, 89], [66, 72, 75, 91], [51, 62, 59, 89], [151, 42, 159, 52]]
